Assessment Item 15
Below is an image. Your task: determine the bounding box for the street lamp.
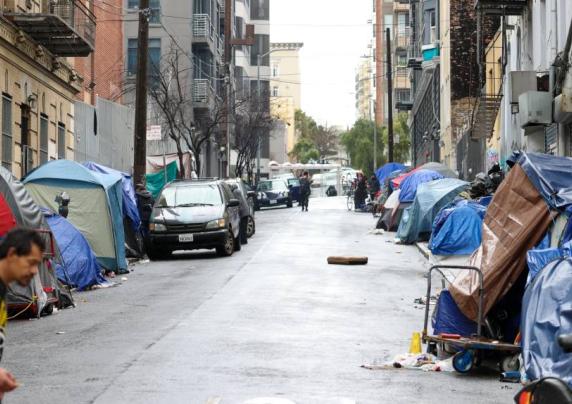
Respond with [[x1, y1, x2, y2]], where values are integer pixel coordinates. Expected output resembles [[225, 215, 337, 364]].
[[256, 48, 281, 185]]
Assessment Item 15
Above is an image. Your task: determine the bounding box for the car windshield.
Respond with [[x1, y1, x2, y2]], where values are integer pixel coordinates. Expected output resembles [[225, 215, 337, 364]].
[[156, 185, 222, 207], [288, 179, 300, 186], [258, 180, 287, 192]]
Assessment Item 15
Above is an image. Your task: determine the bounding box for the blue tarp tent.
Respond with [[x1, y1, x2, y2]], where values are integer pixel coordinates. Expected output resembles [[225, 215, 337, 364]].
[[398, 169, 444, 203], [522, 258, 572, 387], [83, 162, 141, 232], [396, 178, 468, 244], [24, 160, 127, 273], [518, 153, 572, 209], [376, 162, 405, 184], [429, 200, 487, 255], [433, 290, 477, 337], [43, 210, 107, 291]]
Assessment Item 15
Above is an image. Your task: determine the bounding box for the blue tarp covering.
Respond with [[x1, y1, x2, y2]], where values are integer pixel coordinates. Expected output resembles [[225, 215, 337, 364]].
[[83, 162, 141, 232], [429, 200, 487, 256], [526, 241, 572, 285], [433, 289, 477, 337], [376, 163, 405, 184], [518, 152, 572, 209], [398, 169, 444, 203], [43, 210, 107, 291], [522, 258, 572, 387], [396, 178, 468, 244]]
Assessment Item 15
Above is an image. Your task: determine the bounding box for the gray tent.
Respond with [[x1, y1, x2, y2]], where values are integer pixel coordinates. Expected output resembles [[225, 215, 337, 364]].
[[419, 162, 458, 179], [0, 167, 67, 316]]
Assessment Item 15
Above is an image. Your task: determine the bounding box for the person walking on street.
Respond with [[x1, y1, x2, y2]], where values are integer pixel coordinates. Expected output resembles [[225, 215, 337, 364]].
[[135, 183, 154, 238], [0, 228, 45, 401], [299, 171, 312, 212]]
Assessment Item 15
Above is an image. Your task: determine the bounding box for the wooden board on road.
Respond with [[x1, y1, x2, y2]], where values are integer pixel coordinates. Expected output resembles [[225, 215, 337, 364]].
[[327, 256, 368, 265]]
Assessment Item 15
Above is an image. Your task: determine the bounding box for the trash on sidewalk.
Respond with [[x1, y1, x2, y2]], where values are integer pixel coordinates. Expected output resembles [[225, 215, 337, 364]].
[[368, 229, 385, 235], [327, 256, 368, 265], [361, 352, 454, 372]]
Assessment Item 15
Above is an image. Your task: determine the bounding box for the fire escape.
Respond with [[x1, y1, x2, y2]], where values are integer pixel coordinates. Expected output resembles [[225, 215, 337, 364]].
[[471, 0, 526, 139], [4, 0, 96, 57]]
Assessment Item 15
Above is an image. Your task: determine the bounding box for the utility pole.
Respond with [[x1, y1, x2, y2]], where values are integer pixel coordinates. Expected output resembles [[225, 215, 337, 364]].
[[386, 27, 394, 163], [133, 0, 150, 185], [256, 55, 262, 184]]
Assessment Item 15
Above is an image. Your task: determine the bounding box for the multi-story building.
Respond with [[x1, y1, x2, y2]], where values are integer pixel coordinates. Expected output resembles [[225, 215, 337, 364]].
[[374, 0, 393, 126], [0, 0, 94, 178], [75, 0, 124, 104], [270, 42, 303, 161], [355, 58, 373, 120]]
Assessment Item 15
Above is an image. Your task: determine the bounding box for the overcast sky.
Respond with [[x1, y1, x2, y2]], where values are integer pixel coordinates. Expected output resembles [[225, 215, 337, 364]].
[[270, 0, 372, 129]]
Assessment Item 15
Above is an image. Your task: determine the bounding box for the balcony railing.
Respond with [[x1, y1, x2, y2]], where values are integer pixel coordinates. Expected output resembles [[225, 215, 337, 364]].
[[193, 14, 214, 40], [5, 0, 96, 57], [193, 78, 214, 107]]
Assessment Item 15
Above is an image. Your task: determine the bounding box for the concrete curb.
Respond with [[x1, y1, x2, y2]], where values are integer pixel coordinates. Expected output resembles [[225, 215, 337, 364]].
[[415, 242, 431, 260]]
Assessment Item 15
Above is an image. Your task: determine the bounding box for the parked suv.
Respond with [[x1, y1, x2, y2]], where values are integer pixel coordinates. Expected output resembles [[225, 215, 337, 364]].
[[146, 179, 241, 260]]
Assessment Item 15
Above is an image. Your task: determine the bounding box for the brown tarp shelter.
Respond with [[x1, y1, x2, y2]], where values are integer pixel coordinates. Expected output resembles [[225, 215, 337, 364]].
[[449, 164, 553, 321]]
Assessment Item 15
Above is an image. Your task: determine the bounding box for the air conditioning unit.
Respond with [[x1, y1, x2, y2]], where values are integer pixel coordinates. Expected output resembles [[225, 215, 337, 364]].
[[510, 71, 537, 104], [518, 91, 552, 129]]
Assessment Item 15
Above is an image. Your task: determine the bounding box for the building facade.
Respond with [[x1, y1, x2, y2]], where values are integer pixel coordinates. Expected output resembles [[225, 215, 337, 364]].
[[355, 58, 373, 121], [270, 42, 303, 161], [0, 0, 94, 178]]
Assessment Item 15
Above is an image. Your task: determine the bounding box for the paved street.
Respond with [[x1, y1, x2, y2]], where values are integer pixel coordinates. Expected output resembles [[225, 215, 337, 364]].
[[5, 197, 515, 403]]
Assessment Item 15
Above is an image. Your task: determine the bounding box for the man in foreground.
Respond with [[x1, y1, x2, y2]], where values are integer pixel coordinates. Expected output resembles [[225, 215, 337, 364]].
[[0, 228, 45, 400]]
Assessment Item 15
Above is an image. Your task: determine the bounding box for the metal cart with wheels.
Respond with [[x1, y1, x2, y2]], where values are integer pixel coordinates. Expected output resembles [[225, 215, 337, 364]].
[[422, 265, 521, 374]]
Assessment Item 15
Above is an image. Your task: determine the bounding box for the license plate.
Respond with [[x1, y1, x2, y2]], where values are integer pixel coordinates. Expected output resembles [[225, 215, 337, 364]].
[[269, 200, 277, 205], [178, 234, 194, 243]]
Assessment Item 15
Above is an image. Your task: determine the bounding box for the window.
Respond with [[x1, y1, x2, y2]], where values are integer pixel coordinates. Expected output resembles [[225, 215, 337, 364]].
[[251, 0, 269, 20], [384, 15, 393, 36], [251, 34, 270, 66], [39, 114, 48, 165], [1, 94, 12, 171], [272, 86, 279, 97], [272, 65, 279, 78], [128, 38, 161, 87], [397, 53, 407, 66], [128, 0, 161, 23], [158, 185, 223, 207], [398, 13, 409, 36], [429, 10, 437, 42], [57, 122, 65, 160]]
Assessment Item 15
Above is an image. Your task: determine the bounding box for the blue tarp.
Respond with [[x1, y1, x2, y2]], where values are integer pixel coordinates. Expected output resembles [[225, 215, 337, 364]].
[[83, 162, 141, 232], [398, 169, 444, 203], [526, 240, 572, 285], [43, 210, 107, 291], [522, 258, 572, 387], [518, 152, 572, 209], [396, 178, 468, 244], [429, 200, 487, 256], [433, 289, 477, 337], [376, 163, 405, 185]]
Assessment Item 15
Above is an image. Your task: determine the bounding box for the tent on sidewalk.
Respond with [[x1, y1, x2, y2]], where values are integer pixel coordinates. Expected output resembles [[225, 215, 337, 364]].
[[429, 201, 487, 256], [83, 162, 142, 257], [398, 169, 444, 203], [0, 166, 64, 315], [375, 162, 406, 185], [418, 162, 458, 179], [24, 160, 127, 273], [396, 178, 468, 244], [449, 153, 572, 321], [376, 189, 408, 231], [43, 210, 108, 291]]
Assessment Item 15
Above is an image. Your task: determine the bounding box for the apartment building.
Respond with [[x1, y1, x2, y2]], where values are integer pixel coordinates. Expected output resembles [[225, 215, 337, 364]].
[[0, 0, 93, 178], [270, 42, 303, 161], [355, 58, 373, 121]]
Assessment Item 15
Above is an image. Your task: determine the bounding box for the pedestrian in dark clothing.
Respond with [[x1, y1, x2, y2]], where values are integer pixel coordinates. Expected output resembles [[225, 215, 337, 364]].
[[0, 228, 45, 401], [135, 183, 154, 238], [231, 184, 250, 245], [368, 175, 380, 200], [299, 172, 312, 212], [354, 173, 367, 209]]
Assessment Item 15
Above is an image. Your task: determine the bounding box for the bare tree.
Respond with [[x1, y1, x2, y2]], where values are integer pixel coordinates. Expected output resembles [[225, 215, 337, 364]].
[[311, 125, 339, 160]]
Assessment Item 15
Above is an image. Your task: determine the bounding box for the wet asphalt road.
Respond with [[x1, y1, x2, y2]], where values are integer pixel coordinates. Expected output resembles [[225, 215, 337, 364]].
[[4, 197, 516, 403]]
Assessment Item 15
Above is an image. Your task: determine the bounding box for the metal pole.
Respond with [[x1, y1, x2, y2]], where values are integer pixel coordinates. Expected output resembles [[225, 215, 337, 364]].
[[386, 28, 394, 163], [162, 134, 167, 184], [226, 75, 231, 178], [256, 54, 261, 184], [133, 0, 150, 185], [373, 120, 377, 172]]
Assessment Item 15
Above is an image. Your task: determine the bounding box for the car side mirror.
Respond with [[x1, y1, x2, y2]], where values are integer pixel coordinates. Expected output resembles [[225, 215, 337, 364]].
[[228, 199, 240, 208], [247, 191, 256, 198]]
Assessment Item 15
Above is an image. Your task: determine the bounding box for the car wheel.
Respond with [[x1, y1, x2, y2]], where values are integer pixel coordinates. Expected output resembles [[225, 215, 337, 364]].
[[147, 247, 170, 261], [287, 198, 293, 208], [246, 216, 256, 238], [216, 229, 235, 257]]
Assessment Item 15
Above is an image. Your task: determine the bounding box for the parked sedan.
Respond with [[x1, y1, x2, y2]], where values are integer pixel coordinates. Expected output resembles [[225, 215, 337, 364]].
[[255, 179, 293, 210], [225, 178, 256, 242]]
